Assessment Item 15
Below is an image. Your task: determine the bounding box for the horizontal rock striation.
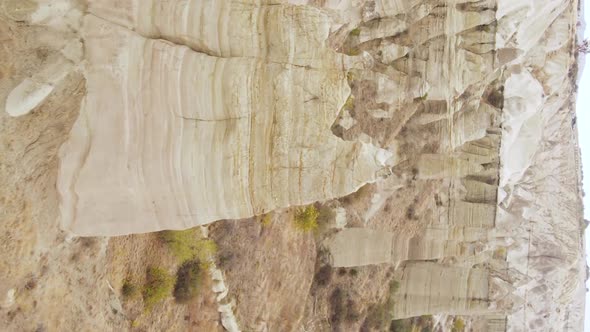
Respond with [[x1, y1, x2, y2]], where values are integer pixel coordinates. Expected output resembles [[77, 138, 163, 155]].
[[318, 0, 585, 331], [2, 0, 585, 331], [56, 3, 391, 236]]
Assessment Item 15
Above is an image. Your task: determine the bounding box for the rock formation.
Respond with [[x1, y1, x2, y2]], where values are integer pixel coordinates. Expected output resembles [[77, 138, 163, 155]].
[[318, 0, 587, 330], [54, 2, 392, 236], [1, 0, 586, 331]]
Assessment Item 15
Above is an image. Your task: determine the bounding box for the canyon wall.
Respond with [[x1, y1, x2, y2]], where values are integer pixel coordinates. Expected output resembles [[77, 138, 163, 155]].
[[2, 0, 586, 331], [319, 0, 586, 331], [55, 1, 393, 236]]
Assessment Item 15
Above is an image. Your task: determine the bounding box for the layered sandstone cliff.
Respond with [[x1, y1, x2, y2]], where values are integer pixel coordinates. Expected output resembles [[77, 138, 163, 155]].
[[1, 0, 586, 331], [56, 1, 392, 236]]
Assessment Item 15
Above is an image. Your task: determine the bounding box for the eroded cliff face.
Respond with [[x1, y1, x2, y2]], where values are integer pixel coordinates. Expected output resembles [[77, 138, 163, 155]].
[[56, 1, 392, 236], [317, 0, 586, 331], [0, 0, 586, 331]]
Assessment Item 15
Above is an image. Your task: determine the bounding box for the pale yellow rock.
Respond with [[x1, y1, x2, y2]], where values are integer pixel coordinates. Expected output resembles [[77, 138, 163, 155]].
[[392, 262, 490, 319], [88, 0, 340, 68], [1, 0, 584, 330], [326, 228, 393, 267], [57, 7, 391, 236]]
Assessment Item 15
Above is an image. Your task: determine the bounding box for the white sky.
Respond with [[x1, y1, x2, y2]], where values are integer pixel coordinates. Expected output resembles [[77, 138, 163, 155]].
[[579, 0, 590, 330]]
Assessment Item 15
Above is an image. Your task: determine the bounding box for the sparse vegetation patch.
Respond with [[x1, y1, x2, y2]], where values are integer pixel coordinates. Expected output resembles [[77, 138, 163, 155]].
[[142, 267, 175, 310], [294, 205, 320, 232], [259, 213, 272, 227], [174, 261, 203, 303], [452, 317, 465, 332], [314, 265, 333, 287], [363, 279, 401, 330], [328, 287, 362, 327], [121, 279, 139, 300], [159, 229, 217, 264]]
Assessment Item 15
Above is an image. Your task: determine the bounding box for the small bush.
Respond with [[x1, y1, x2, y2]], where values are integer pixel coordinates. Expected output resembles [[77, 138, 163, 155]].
[[452, 318, 465, 332], [294, 206, 319, 232], [159, 229, 199, 261], [366, 303, 390, 330], [390, 319, 412, 332], [493, 247, 507, 259], [142, 267, 175, 310], [314, 265, 332, 287], [174, 261, 203, 303], [346, 299, 361, 322], [193, 239, 217, 267], [389, 280, 400, 295], [365, 279, 401, 330], [216, 251, 235, 269], [329, 287, 347, 326], [259, 213, 272, 227], [159, 229, 217, 263], [346, 71, 357, 84], [342, 95, 355, 111], [121, 279, 139, 299]]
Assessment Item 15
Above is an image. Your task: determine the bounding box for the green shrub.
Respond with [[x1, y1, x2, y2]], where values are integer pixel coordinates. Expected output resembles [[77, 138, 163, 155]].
[[452, 318, 465, 332], [259, 213, 272, 227], [159, 229, 217, 263], [142, 267, 175, 310], [174, 261, 203, 303], [389, 280, 400, 295], [342, 95, 355, 111], [193, 239, 217, 267], [294, 206, 319, 232], [121, 279, 139, 299], [493, 247, 507, 259]]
